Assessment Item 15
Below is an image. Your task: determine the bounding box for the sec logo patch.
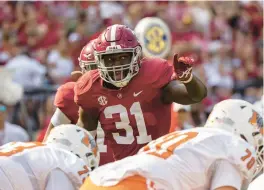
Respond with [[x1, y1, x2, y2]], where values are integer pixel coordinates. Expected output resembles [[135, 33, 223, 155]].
[[98, 96, 108, 106], [145, 25, 167, 55], [135, 17, 171, 59]]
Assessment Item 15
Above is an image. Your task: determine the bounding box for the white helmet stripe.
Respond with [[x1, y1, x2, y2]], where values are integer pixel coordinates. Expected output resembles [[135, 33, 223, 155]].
[[110, 24, 117, 46]]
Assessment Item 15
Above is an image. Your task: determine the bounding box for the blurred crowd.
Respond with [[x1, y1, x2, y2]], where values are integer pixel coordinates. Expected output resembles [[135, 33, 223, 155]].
[[0, 1, 262, 141]]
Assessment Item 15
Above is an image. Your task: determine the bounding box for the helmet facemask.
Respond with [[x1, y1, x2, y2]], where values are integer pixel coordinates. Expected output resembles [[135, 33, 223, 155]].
[[78, 58, 97, 73], [95, 46, 141, 88]]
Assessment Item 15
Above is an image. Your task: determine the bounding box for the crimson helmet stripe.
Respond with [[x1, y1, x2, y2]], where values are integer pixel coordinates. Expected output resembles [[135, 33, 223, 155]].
[[110, 24, 117, 46]]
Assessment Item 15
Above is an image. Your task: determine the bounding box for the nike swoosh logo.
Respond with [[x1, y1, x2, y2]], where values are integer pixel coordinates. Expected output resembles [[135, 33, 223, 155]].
[[134, 90, 143, 97]]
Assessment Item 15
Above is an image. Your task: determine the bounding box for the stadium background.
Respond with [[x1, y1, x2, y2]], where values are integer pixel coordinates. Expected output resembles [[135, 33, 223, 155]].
[[0, 1, 262, 142]]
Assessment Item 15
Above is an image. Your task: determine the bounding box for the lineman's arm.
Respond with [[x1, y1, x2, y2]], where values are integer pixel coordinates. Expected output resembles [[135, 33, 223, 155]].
[[77, 107, 99, 138], [210, 159, 243, 190], [45, 169, 75, 190]]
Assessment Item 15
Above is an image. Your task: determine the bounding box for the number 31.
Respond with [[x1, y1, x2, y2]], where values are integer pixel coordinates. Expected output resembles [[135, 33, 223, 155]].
[[104, 102, 152, 144]]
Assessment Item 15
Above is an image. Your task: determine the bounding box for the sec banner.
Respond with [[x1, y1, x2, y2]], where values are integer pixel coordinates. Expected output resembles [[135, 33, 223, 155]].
[[134, 17, 172, 59]]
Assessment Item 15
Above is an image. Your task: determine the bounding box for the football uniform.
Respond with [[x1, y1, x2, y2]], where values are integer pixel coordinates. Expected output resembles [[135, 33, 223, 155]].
[[75, 57, 175, 160], [52, 82, 114, 166], [53, 82, 79, 124], [0, 142, 89, 190], [248, 173, 264, 190], [81, 128, 256, 190]]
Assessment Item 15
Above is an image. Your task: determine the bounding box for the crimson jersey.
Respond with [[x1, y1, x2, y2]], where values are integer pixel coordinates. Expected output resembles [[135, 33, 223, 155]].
[[75, 57, 174, 160], [54, 82, 114, 166]]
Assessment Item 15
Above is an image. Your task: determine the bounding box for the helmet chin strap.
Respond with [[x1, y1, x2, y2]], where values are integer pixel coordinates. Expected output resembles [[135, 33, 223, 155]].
[[112, 78, 130, 88], [110, 60, 140, 88]]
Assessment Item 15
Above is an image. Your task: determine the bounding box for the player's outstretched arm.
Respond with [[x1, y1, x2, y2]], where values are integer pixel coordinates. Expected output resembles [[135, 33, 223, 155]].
[[210, 160, 243, 190], [43, 108, 72, 142], [162, 54, 207, 104]]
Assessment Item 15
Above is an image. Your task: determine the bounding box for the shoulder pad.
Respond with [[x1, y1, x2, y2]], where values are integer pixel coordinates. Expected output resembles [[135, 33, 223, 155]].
[[140, 57, 174, 87], [54, 82, 75, 107]]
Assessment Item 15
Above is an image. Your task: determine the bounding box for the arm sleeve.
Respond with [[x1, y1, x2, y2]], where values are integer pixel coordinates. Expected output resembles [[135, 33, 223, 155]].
[[50, 108, 71, 127], [74, 71, 95, 109], [210, 159, 243, 190], [54, 82, 79, 123], [45, 169, 75, 190]]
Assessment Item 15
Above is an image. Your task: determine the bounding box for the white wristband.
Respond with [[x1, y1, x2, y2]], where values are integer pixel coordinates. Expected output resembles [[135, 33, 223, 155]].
[[89, 130, 97, 139], [50, 108, 71, 127], [181, 74, 193, 84]]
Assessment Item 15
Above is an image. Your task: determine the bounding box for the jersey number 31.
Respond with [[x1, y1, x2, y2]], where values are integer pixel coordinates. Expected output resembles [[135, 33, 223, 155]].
[[104, 102, 152, 144]]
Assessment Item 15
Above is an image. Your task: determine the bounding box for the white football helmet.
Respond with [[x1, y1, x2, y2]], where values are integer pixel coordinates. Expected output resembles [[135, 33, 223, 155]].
[[45, 124, 100, 171], [205, 99, 263, 178]]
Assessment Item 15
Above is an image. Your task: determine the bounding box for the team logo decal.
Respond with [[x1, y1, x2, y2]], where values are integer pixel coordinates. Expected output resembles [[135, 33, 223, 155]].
[[83, 53, 92, 59], [117, 93, 122, 99], [249, 110, 263, 134], [98, 96, 108, 106]]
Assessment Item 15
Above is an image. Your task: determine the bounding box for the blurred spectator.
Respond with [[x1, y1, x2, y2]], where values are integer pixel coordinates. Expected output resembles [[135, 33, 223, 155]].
[[47, 38, 74, 84], [36, 95, 55, 142], [170, 103, 194, 132], [0, 104, 29, 145], [254, 95, 263, 115], [0, 68, 29, 145], [100, 2, 124, 20], [5, 50, 46, 88], [0, 67, 24, 106]]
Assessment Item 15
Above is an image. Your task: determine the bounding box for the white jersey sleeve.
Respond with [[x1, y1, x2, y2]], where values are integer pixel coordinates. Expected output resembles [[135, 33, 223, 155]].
[[209, 159, 243, 190], [0, 157, 34, 190], [50, 108, 71, 127], [45, 169, 75, 190], [223, 132, 257, 181]]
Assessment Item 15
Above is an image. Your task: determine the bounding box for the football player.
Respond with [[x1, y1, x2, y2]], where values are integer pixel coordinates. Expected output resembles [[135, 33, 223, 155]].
[[80, 99, 263, 190], [74, 24, 207, 161], [0, 124, 99, 190], [43, 40, 114, 166], [248, 173, 264, 190]]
